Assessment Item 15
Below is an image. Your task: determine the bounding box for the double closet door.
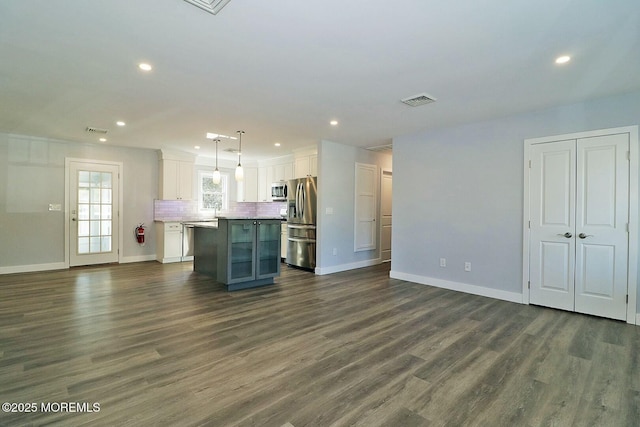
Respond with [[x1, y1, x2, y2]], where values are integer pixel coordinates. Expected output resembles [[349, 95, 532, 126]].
[[528, 132, 629, 320]]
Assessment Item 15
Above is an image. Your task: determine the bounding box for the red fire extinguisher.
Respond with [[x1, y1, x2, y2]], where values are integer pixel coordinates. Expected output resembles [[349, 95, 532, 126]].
[[135, 224, 145, 245]]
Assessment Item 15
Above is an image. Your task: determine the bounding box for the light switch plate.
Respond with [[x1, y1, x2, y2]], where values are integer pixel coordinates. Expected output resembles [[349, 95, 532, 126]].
[[48, 203, 62, 211]]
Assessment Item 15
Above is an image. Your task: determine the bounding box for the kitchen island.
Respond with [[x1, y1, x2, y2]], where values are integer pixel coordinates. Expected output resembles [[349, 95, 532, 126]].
[[193, 218, 281, 291]]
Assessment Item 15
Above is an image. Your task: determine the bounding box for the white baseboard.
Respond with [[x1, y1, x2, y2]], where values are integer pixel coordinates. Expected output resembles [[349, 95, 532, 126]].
[[0, 262, 67, 275], [389, 270, 523, 304], [120, 255, 158, 264], [315, 258, 382, 275]]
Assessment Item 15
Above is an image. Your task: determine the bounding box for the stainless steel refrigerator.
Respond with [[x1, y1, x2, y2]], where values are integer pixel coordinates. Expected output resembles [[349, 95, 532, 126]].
[[286, 176, 317, 270]]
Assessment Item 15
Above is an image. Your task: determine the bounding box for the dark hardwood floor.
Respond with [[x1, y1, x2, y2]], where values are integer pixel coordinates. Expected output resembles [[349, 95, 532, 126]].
[[0, 261, 638, 426]]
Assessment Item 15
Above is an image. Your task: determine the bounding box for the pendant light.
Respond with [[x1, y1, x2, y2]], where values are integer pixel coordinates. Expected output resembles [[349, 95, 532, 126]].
[[212, 138, 221, 184], [235, 130, 244, 181]]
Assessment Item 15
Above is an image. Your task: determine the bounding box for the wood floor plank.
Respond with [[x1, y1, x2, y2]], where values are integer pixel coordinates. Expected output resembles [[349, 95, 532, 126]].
[[0, 261, 638, 426]]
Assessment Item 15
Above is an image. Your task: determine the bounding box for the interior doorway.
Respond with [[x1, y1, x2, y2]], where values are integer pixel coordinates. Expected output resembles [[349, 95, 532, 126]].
[[381, 170, 392, 262]]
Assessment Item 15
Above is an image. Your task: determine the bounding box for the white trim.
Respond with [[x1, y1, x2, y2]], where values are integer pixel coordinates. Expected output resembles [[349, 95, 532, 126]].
[[0, 262, 67, 275], [157, 257, 183, 264], [522, 126, 639, 324], [120, 255, 158, 264], [628, 126, 639, 325], [315, 258, 381, 275], [390, 271, 523, 304], [65, 158, 124, 268]]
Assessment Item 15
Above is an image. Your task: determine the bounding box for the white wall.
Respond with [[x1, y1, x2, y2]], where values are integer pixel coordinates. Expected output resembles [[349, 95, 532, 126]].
[[391, 90, 640, 314], [317, 140, 392, 274], [0, 132, 158, 272]]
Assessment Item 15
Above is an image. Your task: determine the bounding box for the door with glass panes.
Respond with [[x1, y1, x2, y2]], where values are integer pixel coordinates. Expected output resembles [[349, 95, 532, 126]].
[[69, 161, 120, 266]]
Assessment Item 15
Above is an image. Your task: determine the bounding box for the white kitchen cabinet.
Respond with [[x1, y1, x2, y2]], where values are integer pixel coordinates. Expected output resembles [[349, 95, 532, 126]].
[[159, 159, 194, 200], [258, 167, 268, 202], [156, 222, 183, 263], [237, 167, 259, 202], [274, 162, 294, 182], [257, 166, 275, 202], [309, 154, 317, 177], [294, 155, 317, 178]]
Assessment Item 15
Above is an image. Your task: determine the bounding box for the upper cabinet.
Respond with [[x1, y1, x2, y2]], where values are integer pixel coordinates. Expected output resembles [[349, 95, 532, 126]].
[[294, 153, 317, 178], [158, 151, 195, 200], [273, 163, 293, 182], [237, 167, 259, 202], [257, 156, 294, 202]]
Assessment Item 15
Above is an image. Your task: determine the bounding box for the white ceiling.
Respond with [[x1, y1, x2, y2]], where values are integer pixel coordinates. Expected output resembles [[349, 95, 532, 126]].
[[1, 0, 639, 162]]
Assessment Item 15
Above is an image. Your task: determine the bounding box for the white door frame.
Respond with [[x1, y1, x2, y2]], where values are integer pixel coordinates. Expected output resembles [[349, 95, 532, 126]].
[[64, 158, 124, 268], [523, 126, 638, 325]]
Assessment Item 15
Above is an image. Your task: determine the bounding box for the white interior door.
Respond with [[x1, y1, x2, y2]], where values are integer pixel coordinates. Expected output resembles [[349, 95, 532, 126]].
[[354, 163, 377, 252], [529, 139, 576, 311], [529, 133, 629, 320], [574, 134, 628, 320], [69, 161, 120, 266]]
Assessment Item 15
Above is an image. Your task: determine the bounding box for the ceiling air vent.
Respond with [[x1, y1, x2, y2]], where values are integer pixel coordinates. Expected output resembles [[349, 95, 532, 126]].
[[224, 147, 240, 154], [85, 126, 108, 134], [401, 93, 437, 107], [183, 0, 231, 15], [366, 144, 393, 152]]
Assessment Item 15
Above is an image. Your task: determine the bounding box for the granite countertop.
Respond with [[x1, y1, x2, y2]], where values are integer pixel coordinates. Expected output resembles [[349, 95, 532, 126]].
[[215, 216, 285, 220], [154, 218, 216, 223], [156, 217, 285, 224]]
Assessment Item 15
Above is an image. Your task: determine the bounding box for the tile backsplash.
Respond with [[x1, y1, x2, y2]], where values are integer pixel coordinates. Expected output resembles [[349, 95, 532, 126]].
[[154, 200, 286, 221]]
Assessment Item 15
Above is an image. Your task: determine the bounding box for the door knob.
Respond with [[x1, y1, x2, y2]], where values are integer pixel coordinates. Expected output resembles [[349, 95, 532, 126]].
[[578, 233, 593, 239], [557, 232, 572, 238]]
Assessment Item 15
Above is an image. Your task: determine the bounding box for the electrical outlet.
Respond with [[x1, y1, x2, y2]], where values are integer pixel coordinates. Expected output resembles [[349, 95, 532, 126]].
[[440, 258, 446, 267], [464, 262, 472, 272], [332, 248, 338, 256]]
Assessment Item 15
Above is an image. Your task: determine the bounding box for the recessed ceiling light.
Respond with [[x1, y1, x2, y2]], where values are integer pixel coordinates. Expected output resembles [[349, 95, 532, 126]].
[[194, 145, 201, 150], [138, 63, 152, 71], [116, 121, 126, 126], [274, 142, 281, 147], [330, 120, 338, 126], [99, 138, 107, 142], [555, 55, 571, 64]]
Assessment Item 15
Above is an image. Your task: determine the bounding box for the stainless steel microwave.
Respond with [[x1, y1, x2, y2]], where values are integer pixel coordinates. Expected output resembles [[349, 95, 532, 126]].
[[271, 181, 288, 201]]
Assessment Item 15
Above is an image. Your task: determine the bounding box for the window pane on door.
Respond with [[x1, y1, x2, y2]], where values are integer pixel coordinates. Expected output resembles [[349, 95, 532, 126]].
[[76, 170, 114, 255]]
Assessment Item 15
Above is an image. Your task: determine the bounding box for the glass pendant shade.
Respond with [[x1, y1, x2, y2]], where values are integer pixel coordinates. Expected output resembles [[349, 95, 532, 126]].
[[235, 164, 244, 181]]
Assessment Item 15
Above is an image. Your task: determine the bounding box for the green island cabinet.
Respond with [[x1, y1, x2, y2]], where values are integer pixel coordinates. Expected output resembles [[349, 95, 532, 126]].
[[193, 218, 281, 291]]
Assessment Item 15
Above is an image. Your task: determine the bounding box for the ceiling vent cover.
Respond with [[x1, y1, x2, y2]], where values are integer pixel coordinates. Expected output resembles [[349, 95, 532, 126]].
[[85, 126, 108, 134], [183, 0, 231, 15], [224, 147, 240, 154], [401, 93, 437, 107], [366, 144, 393, 152]]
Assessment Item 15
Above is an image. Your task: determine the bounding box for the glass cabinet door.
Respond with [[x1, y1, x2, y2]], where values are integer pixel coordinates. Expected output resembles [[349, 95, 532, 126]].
[[256, 220, 281, 279], [228, 221, 256, 283]]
